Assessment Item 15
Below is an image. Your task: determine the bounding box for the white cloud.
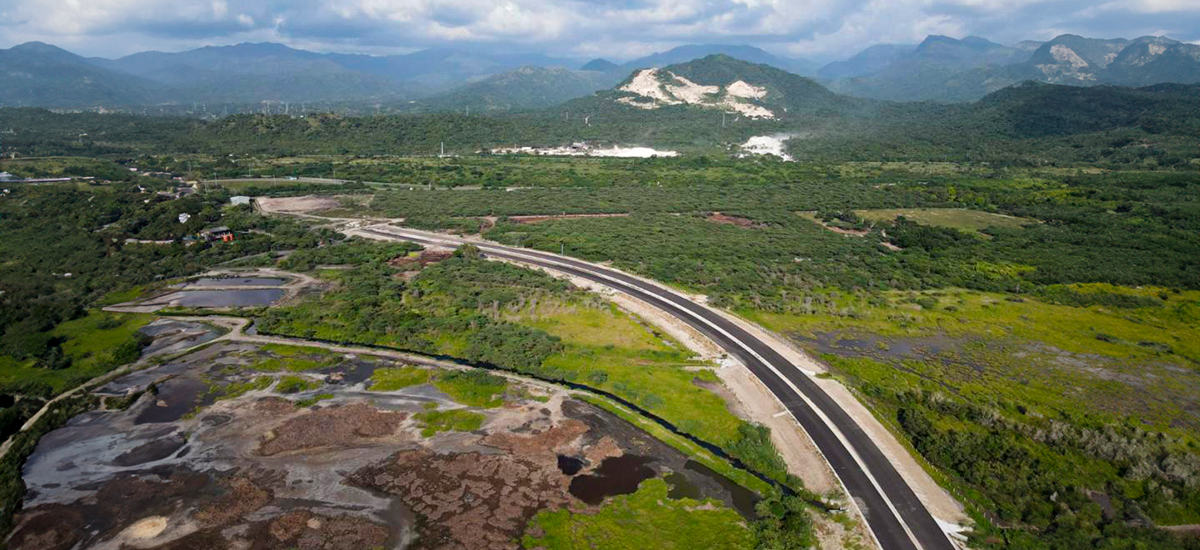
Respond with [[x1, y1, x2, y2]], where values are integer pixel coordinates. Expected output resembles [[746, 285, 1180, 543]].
[[0, 0, 1198, 60]]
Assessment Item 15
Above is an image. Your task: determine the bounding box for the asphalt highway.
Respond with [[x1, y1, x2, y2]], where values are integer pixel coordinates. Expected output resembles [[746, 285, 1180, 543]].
[[358, 225, 958, 550]]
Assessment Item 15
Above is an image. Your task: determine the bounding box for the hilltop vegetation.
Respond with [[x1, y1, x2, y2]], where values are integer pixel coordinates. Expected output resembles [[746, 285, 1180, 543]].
[[5, 67, 1200, 167]]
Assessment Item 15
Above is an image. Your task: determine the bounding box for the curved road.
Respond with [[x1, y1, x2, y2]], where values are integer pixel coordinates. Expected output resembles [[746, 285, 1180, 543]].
[[354, 225, 957, 550]]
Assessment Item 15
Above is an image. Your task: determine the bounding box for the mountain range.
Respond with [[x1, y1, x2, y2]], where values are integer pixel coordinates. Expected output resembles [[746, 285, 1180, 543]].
[[2, 34, 1199, 109], [823, 34, 1200, 101]]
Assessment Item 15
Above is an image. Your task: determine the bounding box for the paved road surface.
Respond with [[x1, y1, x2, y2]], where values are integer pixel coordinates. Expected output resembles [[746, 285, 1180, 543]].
[[357, 225, 958, 550]]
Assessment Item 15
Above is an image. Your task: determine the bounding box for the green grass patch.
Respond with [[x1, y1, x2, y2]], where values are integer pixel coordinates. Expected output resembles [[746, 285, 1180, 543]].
[[296, 393, 334, 407], [248, 355, 333, 372], [854, 208, 1035, 234], [275, 375, 322, 394], [522, 477, 752, 550], [578, 395, 775, 497], [413, 408, 486, 437], [259, 343, 332, 357], [368, 366, 433, 391], [433, 370, 507, 408], [216, 376, 273, 401], [0, 310, 155, 396], [742, 287, 1200, 429], [98, 285, 148, 306]]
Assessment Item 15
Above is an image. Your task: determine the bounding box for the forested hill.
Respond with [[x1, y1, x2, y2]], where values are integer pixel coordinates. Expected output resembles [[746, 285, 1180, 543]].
[[787, 81, 1200, 166], [563, 55, 848, 121], [973, 81, 1200, 138], [2, 80, 1199, 165]]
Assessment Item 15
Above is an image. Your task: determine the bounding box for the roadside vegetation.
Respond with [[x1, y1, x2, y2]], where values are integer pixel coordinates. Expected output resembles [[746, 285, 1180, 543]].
[[3, 109, 1200, 549], [259, 240, 797, 489], [522, 477, 754, 550]]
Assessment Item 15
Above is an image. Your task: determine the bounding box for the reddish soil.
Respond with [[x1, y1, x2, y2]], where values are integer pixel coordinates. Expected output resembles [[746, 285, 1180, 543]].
[[10, 466, 395, 550], [143, 509, 391, 550], [9, 470, 212, 550], [349, 448, 574, 550], [481, 418, 588, 461], [811, 218, 870, 236], [706, 212, 763, 228], [258, 403, 406, 456], [194, 473, 277, 526], [390, 250, 454, 269]]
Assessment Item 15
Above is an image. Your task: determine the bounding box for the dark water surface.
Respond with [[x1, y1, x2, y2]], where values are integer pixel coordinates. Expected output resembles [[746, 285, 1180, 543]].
[[167, 289, 285, 307], [684, 460, 759, 517], [189, 277, 286, 287], [556, 455, 585, 476], [134, 378, 208, 424], [568, 454, 656, 505]]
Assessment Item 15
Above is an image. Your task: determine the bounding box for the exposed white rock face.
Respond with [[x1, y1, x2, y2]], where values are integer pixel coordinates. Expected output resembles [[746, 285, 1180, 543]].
[[664, 74, 719, 103], [726, 80, 768, 99], [740, 134, 793, 161], [615, 69, 775, 118], [1037, 45, 1096, 81], [619, 69, 681, 105], [721, 101, 775, 119], [1050, 45, 1089, 69]]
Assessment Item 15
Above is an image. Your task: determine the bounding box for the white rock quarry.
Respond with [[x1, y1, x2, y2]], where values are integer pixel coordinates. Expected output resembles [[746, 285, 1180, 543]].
[[618, 68, 681, 106], [726, 80, 768, 99], [616, 69, 776, 119], [740, 134, 794, 161], [1037, 45, 1096, 81], [1050, 44, 1089, 69]]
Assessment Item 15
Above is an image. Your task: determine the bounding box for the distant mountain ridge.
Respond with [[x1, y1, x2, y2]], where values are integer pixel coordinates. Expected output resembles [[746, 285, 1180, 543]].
[[0, 42, 161, 107], [5, 34, 1200, 109], [821, 33, 1200, 101], [411, 66, 624, 112], [0, 41, 814, 109]]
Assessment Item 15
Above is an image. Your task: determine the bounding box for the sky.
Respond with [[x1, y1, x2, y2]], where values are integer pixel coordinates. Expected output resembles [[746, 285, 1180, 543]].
[[1, 0, 1199, 62]]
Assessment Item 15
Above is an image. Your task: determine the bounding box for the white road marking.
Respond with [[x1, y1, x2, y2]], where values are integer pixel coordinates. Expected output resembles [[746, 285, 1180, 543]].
[[356, 225, 951, 550]]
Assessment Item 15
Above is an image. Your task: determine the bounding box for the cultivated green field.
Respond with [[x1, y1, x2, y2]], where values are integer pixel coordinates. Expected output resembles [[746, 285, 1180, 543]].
[[853, 208, 1035, 233]]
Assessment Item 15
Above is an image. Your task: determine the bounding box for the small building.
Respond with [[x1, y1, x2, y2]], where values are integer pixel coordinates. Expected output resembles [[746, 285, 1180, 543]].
[[0, 172, 18, 182], [230, 196, 252, 206], [199, 226, 234, 242]]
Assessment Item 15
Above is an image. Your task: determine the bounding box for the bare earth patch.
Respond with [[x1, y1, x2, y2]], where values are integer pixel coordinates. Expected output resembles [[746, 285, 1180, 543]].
[[258, 402, 406, 456], [706, 212, 763, 228], [255, 195, 344, 214]]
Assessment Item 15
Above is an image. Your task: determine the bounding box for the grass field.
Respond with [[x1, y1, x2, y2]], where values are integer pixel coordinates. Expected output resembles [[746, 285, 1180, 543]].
[[522, 477, 752, 550], [414, 407, 486, 437], [0, 310, 155, 395], [274, 375, 323, 394], [853, 208, 1035, 233], [433, 370, 508, 408], [369, 366, 433, 391], [744, 285, 1200, 432], [514, 301, 744, 447]]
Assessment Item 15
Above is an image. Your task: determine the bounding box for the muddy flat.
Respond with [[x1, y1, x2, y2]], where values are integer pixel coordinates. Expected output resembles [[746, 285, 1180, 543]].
[[8, 340, 758, 550]]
